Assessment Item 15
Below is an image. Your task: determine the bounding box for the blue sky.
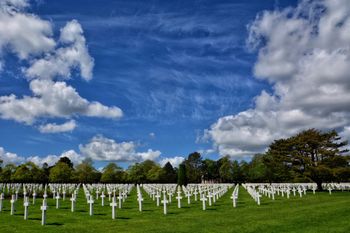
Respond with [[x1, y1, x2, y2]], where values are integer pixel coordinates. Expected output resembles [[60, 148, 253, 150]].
[[3, 0, 350, 169]]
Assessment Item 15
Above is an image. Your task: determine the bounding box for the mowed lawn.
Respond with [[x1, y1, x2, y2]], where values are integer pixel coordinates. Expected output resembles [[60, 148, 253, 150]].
[[0, 186, 349, 233]]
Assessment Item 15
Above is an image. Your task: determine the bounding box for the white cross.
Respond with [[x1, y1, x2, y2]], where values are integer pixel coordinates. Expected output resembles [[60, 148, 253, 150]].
[[155, 191, 161, 207], [10, 194, 16, 215], [230, 193, 237, 208], [117, 192, 123, 209], [70, 194, 76, 212], [328, 187, 332, 195], [110, 197, 117, 219], [207, 192, 213, 206], [161, 192, 169, 215], [0, 193, 4, 212], [88, 196, 94, 216], [100, 192, 106, 206], [137, 194, 143, 212], [186, 192, 191, 204], [40, 199, 48, 226], [200, 194, 207, 210], [176, 191, 182, 208], [55, 194, 60, 209], [23, 197, 29, 220], [32, 192, 37, 205], [193, 190, 198, 201]]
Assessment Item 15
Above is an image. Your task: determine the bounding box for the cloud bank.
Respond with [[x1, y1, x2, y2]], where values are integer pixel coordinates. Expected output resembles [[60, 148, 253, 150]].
[[0, 0, 122, 133], [205, 0, 350, 159]]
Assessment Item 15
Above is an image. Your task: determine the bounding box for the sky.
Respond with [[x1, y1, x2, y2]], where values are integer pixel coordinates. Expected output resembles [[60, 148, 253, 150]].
[[1, 0, 350, 169]]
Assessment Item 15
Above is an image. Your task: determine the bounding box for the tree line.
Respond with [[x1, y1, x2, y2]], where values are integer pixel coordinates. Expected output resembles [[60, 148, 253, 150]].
[[0, 129, 349, 189]]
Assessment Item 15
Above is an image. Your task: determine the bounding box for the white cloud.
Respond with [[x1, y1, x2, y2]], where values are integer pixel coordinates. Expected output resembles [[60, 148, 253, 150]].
[[39, 120, 76, 133], [0, 1, 122, 133], [0, 79, 122, 124], [159, 156, 184, 168], [0, 0, 55, 59], [79, 135, 161, 162], [206, 0, 350, 158], [27, 154, 59, 167], [27, 149, 84, 167], [0, 147, 25, 164], [137, 149, 161, 161], [60, 149, 84, 165], [25, 20, 94, 81]]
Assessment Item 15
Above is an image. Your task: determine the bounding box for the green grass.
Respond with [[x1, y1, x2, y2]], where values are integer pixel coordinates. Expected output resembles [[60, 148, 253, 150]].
[[0, 186, 349, 233]]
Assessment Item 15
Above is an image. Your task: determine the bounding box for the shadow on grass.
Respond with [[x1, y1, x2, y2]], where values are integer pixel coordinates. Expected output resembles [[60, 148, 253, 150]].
[[29, 217, 41, 221], [142, 209, 155, 212], [47, 222, 64, 226], [75, 210, 87, 212], [117, 216, 131, 220]]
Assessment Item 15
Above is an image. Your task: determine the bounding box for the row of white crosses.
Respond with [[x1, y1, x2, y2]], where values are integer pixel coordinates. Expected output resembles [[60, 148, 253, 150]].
[[242, 184, 261, 205], [0, 183, 79, 225], [83, 183, 133, 219], [142, 184, 179, 214], [143, 183, 232, 213], [230, 184, 239, 207]]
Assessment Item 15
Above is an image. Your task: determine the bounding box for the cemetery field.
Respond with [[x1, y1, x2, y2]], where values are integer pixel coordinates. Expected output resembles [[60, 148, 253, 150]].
[[0, 186, 349, 233]]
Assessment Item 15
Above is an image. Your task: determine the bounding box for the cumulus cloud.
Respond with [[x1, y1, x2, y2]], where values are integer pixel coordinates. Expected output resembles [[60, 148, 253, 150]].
[[159, 156, 185, 168], [39, 120, 76, 133], [0, 79, 122, 124], [0, 147, 25, 164], [79, 135, 161, 162], [25, 20, 94, 81], [206, 0, 350, 158], [0, 0, 55, 59], [27, 150, 83, 167], [0, 1, 122, 132]]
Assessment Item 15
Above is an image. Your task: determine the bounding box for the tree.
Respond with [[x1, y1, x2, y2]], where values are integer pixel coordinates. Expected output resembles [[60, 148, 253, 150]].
[[49, 162, 73, 183], [184, 152, 203, 183], [160, 162, 177, 183], [101, 163, 124, 183], [0, 164, 16, 182], [202, 159, 219, 182], [247, 154, 268, 182], [265, 129, 349, 190], [146, 166, 162, 183], [74, 158, 101, 183], [11, 162, 46, 183], [58, 157, 74, 168], [177, 163, 187, 185], [218, 156, 233, 182], [232, 160, 243, 184]]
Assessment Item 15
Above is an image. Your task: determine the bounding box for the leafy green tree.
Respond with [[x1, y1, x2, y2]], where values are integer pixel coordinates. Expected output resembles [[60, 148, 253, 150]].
[[74, 158, 101, 183], [101, 163, 123, 183], [49, 162, 73, 183], [11, 162, 46, 183], [127, 163, 145, 183], [146, 165, 162, 183], [160, 162, 177, 183], [58, 157, 74, 168], [247, 154, 268, 182], [218, 156, 234, 182], [12, 164, 29, 182], [184, 152, 203, 183], [202, 159, 219, 181], [0, 164, 16, 182], [177, 163, 187, 185], [231, 160, 244, 184], [265, 129, 349, 190]]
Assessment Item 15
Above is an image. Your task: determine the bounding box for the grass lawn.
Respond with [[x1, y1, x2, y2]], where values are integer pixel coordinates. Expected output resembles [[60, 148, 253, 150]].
[[0, 186, 349, 233]]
